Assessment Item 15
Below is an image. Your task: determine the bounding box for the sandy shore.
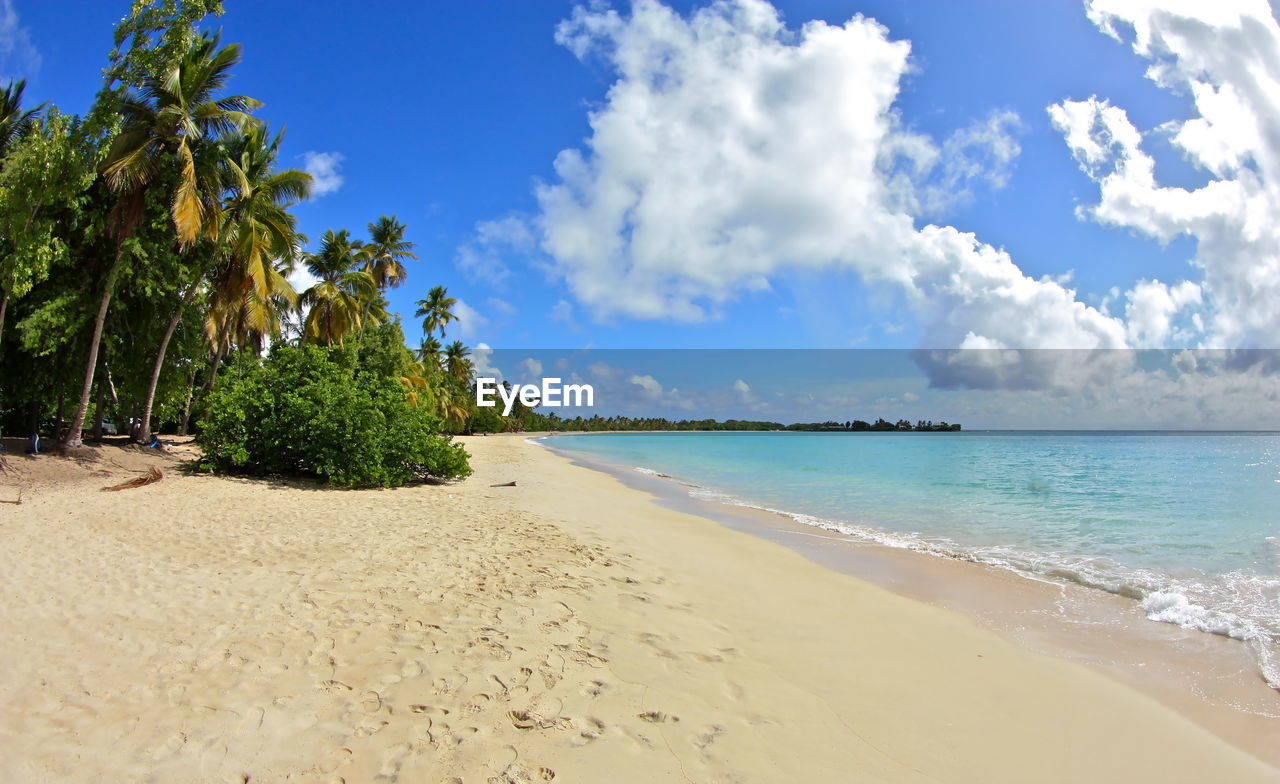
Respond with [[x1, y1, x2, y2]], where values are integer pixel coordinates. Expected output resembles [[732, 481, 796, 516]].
[[1, 434, 1277, 783]]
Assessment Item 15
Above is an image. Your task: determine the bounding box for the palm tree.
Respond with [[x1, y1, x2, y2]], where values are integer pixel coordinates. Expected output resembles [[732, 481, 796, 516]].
[[443, 340, 472, 383], [362, 215, 417, 289], [101, 32, 259, 245], [417, 335, 442, 371], [65, 32, 259, 447], [415, 284, 457, 338], [434, 380, 470, 425], [0, 79, 47, 347], [0, 79, 45, 159], [139, 123, 310, 443], [398, 359, 434, 408], [300, 229, 379, 346]]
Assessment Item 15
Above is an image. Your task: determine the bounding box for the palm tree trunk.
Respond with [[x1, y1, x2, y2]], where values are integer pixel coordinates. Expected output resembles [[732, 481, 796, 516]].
[[64, 247, 123, 448], [197, 338, 228, 422], [204, 340, 226, 392], [0, 287, 9, 348], [55, 389, 66, 440], [177, 363, 198, 436], [138, 283, 197, 444], [92, 359, 106, 442]]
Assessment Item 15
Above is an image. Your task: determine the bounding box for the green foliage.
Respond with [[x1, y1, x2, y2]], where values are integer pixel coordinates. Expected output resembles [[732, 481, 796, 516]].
[[356, 318, 415, 378], [199, 342, 471, 487], [467, 405, 506, 434], [0, 109, 96, 303]]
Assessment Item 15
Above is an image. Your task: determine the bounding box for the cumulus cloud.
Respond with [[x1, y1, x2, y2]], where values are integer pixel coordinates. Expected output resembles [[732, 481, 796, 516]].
[[300, 151, 344, 197], [1124, 279, 1202, 347], [454, 216, 537, 286], [519, 357, 544, 379], [533, 0, 1126, 355], [487, 297, 516, 318], [628, 373, 664, 396], [1050, 0, 1280, 349], [450, 299, 489, 340], [472, 343, 502, 380], [549, 298, 582, 332]]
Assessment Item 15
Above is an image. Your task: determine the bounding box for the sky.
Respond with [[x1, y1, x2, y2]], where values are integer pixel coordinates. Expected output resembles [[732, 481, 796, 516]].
[[5, 0, 1280, 425]]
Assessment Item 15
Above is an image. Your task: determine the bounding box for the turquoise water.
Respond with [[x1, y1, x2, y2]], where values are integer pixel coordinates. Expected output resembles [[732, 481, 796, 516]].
[[545, 431, 1280, 685]]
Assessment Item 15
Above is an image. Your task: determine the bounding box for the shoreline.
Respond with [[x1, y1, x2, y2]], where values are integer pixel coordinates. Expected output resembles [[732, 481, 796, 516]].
[[535, 432, 1280, 765], [1, 434, 1278, 781]]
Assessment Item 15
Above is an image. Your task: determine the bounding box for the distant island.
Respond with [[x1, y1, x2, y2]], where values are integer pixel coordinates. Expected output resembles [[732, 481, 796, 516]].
[[511, 412, 961, 433]]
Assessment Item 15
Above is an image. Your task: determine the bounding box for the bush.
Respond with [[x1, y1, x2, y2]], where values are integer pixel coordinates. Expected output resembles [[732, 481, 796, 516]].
[[199, 343, 471, 487]]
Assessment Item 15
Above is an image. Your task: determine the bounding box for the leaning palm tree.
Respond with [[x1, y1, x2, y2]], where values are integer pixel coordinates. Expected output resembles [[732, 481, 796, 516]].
[[362, 215, 417, 289], [64, 32, 260, 447], [443, 340, 472, 383], [140, 123, 310, 443], [415, 284, 457, 338]]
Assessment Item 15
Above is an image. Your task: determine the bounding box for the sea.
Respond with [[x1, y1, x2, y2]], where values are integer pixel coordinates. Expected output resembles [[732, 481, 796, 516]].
[[542, 431, 1280, 688]]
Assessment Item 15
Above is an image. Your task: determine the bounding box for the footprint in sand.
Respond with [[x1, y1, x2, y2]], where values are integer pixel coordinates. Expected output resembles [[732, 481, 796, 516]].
[[695, 725, 726, 753], [463, 693, 493, 714], [408, 704, 450, 716], [150, 731, 188, 760], [360, 690, 383, 713], [573, 717, 607, 746]]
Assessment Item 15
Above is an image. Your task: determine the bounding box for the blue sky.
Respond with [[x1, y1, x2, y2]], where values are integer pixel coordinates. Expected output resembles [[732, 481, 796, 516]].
[[6, 0, 1279, 370]]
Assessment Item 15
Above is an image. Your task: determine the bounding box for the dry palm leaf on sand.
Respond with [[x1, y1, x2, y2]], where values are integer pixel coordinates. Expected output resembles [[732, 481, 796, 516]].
[[102, 466, 163, 492]]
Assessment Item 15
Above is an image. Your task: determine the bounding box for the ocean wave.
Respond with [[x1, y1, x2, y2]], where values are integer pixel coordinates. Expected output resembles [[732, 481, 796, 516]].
[[672, 479, 1280, 689]]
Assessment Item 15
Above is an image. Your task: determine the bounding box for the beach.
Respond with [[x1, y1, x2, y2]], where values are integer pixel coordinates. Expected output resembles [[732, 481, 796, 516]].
[[1, 434, 1278, 783]]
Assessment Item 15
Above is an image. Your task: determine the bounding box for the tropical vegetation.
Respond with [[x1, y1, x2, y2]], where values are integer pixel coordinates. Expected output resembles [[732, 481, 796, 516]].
[[0, 0, 479, 483]]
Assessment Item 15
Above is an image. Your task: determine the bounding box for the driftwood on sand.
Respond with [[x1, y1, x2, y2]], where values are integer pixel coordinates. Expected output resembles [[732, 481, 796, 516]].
[[102, 466, 163, 492], [0, 489, 20, 505], [490, 481, 517, 487]]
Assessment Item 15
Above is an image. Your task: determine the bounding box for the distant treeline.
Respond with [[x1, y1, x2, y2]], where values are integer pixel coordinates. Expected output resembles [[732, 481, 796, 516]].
[[510, 412, 961, 432]]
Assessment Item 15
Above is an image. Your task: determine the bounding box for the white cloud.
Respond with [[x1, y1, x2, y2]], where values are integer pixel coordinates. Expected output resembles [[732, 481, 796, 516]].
[[286, 263, 320, 296], [487, 297, 516, 317], [1124, 279, 1202, 347], [628, 373, 664, 395], [300, 151, 344, 197], [549, 298, 581, 332], [286, 263, 321, 328], [1050, 0, 1280, 348], [0, 0, 41, 80], [472, 343, 502, 380], [907, 110, 1023, 215], [455, 216, 537, 286], [519, 357, 544, 379], [450, 298, 489, 340], [535, 0, 1127, 351]]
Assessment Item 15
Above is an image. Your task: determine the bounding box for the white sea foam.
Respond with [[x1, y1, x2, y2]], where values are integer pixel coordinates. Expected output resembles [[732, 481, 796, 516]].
[[672, 477, 1280, 689]]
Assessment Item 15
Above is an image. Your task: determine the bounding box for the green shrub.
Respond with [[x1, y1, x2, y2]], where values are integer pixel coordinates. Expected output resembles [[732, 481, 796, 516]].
[[199, 343, 471, 487]]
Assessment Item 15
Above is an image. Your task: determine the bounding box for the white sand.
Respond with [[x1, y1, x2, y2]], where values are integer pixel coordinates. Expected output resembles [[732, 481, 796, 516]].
[[0, 434, 1276, 783]]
